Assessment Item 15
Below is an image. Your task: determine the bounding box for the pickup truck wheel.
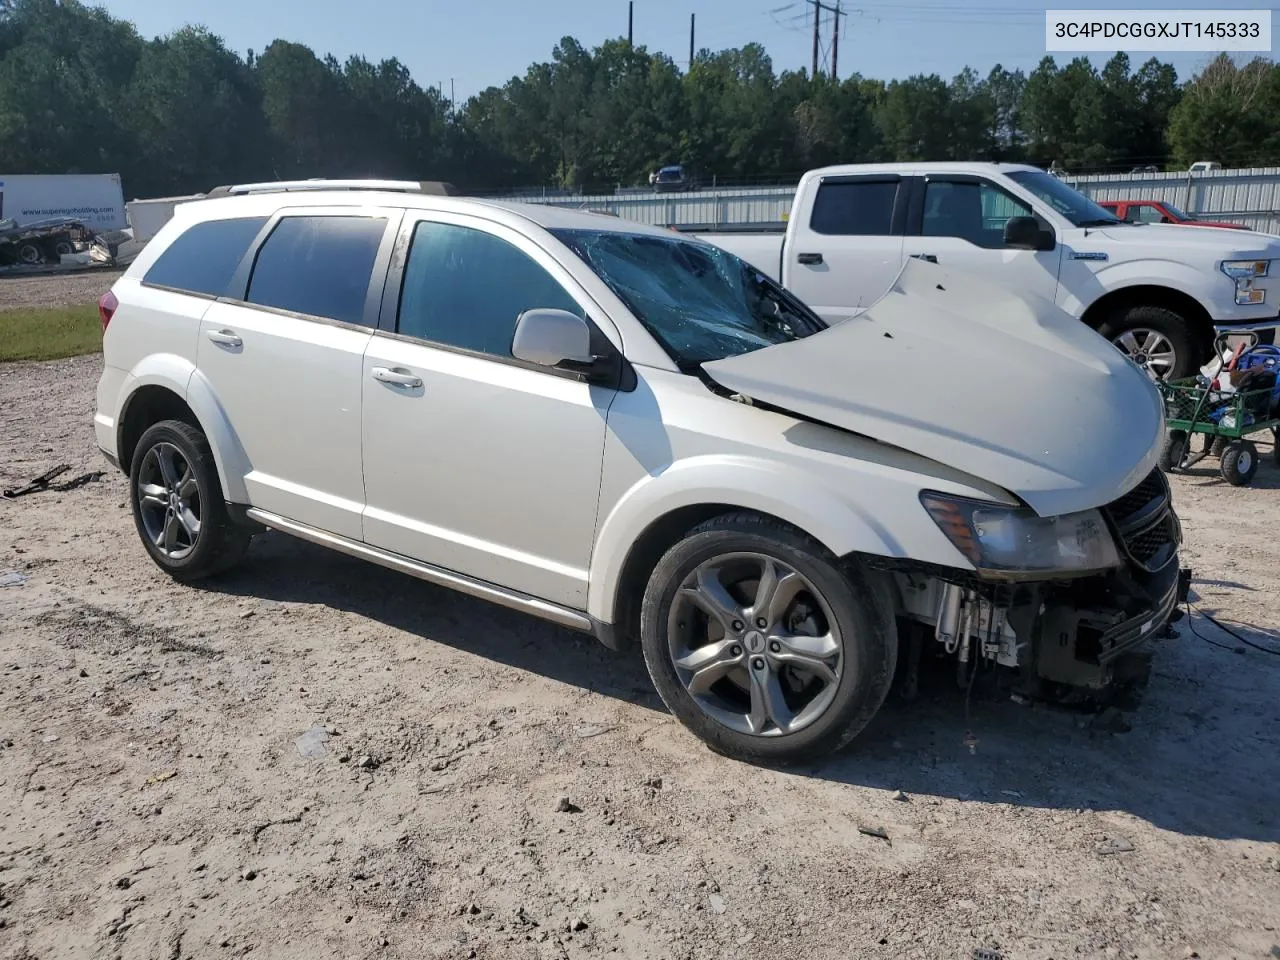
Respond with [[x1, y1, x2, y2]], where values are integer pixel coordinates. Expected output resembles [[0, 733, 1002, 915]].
[[1100, 306, 1198, 380], [129, 420, 251, 581], [639, 513, 896, 764]]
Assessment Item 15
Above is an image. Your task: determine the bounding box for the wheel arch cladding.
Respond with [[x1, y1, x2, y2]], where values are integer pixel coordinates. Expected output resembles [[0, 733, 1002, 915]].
[[118, 369, 251, 504], [586, 461, 899, 630]]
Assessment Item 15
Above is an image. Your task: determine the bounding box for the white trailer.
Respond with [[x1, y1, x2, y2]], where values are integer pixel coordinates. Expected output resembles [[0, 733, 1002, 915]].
[[0, 174, 126, 232]]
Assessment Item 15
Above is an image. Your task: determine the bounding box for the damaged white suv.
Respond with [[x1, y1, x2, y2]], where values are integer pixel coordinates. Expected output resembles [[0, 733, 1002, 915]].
[[95, 180, 1185, 762]]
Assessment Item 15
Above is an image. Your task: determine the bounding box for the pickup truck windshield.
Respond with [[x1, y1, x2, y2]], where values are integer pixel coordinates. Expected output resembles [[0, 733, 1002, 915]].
[[552, 229, 826, 368], [1006, 171, 1122, 227]]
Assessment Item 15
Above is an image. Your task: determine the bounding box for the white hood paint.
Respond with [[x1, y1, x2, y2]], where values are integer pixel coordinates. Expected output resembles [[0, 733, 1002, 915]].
[[703, 259, 1165, 517], [1076, 222, 1280, 258]]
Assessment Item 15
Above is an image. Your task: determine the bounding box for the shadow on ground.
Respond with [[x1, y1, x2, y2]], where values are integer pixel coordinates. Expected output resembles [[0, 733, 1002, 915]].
[[206, 531, 1280, 846]]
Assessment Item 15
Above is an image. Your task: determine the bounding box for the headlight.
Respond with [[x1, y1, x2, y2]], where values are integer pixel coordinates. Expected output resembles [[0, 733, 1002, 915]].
[[1222, 260, 1270, 305], [920, 492, 1122, 580], [1221, 259, 1270, 278]]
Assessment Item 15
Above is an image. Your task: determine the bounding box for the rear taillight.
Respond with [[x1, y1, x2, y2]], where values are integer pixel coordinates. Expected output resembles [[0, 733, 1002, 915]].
[[98, 290, 118, 333]]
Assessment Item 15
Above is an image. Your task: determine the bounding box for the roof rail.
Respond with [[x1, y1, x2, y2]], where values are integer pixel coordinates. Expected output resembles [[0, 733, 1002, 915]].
[[204, 179, 461, 198]]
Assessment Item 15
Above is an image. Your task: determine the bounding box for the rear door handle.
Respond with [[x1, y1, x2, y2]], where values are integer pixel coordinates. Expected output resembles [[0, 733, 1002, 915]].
[[371, 366, 423, 389], [797, 252, 824, 265], [912, 254, 938, 263], [206, 329, 242, 348]]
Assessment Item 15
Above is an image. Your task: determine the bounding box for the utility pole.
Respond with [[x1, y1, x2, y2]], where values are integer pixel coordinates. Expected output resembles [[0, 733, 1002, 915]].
[[689, 12, 695, 68], [831, 1, 840, 80], [805, 0, 844, 80], [628, 1, 633, 45], [450, 78, 456, 114], [810, 0, 819, 79]]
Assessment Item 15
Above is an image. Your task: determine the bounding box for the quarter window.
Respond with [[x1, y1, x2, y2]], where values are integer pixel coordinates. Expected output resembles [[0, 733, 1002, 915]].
[[397, 221, 582, 357], [246, 216, 387, 326], [143, 217, 267, 297]]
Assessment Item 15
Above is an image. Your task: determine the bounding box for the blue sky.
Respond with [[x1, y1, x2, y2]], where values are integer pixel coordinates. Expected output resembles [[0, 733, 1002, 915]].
[[95, 0, 1260, 103]]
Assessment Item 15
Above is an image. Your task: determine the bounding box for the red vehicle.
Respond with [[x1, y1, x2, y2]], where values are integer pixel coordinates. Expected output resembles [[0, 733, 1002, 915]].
[[1097, 199, 1250, 231]]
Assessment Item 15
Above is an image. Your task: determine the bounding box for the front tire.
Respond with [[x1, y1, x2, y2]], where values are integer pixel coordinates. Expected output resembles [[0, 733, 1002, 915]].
[[639, 512, 897, 764], [1101, 305, 1200, 381], [1157, 429, 1188, 472], [129, 420, 250, 581]]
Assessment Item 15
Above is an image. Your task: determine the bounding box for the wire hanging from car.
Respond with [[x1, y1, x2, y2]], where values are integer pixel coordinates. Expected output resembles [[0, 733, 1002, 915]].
[[1183, 600, 1280, 657]]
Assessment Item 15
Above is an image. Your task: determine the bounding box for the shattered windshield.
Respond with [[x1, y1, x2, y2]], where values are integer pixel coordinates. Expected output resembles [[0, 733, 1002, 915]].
[[551, 229, 826, 368]]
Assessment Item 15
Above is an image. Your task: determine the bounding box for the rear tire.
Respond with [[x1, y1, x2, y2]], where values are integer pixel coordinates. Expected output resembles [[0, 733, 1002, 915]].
[[1219, 440, 1259, 486], [128, 420, 251, 581], [639, 512, 897, 764], [15, 240, 42, 265], [1100, 305, 1200, 381]]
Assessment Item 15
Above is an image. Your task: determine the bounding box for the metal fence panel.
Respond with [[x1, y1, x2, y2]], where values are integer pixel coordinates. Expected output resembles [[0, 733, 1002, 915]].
[[513, 168, 1280, 234]]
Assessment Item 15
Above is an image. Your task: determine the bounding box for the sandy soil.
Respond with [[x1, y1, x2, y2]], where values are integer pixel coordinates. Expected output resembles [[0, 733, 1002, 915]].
[[1, 353, 1278, 960], [0, 270, 123, 312]]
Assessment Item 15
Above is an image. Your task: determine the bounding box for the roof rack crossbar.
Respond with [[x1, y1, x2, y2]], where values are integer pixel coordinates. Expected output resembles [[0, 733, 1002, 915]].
[[204, 179, 460, 197]]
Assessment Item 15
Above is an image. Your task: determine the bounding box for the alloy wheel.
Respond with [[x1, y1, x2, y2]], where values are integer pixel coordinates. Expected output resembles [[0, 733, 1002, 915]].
[[136, 441, 202, 560], [666, 552, 843, 737], [1113, 328, 1176, 379]]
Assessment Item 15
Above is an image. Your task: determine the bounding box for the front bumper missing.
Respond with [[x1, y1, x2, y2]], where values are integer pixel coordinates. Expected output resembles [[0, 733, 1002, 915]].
[[1031, 559, 1187, 689]]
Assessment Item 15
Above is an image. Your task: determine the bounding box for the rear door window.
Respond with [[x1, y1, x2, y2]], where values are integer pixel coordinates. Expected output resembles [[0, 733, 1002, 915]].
[[143, 217, 267, 297], [809, 180, 899, 236], [246, 215, 387, 326]]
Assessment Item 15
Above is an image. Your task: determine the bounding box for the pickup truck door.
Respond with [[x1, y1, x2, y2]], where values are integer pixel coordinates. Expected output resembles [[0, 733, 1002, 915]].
[[359, 212, 618, 609], [899, 174, 1063, 307], [781, 173, 908, 323]]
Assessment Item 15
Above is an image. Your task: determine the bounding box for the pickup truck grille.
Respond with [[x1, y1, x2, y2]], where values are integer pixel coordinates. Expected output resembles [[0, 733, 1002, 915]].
[[1103, 469, 1179, 574]]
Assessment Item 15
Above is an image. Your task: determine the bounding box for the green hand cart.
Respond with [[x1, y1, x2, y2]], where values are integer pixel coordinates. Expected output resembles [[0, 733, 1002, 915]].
[[1157, 364, 1280, 487]]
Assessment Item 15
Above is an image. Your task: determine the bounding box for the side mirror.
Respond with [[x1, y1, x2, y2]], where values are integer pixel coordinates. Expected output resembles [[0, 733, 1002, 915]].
[[1003, 216, 1055, 251], [512, 308, 612, 380]]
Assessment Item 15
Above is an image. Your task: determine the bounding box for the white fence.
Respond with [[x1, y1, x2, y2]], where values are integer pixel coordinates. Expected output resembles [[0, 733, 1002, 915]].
[[519, 167, 1280, 233]]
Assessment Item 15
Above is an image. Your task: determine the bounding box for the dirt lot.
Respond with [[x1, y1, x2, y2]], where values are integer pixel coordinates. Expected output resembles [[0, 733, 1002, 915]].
[[2, 353, 1279, 960], [0, 269, 123, 312]]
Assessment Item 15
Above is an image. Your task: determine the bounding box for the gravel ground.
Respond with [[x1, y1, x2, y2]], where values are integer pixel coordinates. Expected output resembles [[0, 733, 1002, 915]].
[[2, 354, 1279, 960], [0, 269, 123, 312]]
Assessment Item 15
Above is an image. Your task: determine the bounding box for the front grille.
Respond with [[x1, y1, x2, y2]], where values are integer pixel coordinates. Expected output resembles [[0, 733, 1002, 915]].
[[1103, 469, 1179, 573], [1107, 470, 1166, 523]]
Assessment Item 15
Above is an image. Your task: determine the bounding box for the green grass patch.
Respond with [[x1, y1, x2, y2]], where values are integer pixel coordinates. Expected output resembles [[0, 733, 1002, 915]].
[[0, 305, 101, 362]]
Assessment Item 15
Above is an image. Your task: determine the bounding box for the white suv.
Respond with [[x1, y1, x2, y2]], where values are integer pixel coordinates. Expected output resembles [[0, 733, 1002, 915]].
[[95, 180, 1185, 762]]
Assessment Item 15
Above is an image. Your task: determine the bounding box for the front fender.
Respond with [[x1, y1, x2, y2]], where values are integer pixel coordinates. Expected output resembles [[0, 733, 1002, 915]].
[[118, 354, 250, 504], [586, 455, 906, 624], [1058, 257, 1215, 319]]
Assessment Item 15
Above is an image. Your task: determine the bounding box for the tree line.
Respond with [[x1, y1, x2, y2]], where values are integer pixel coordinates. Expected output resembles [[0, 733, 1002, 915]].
[[0, 0, 1275, 200]]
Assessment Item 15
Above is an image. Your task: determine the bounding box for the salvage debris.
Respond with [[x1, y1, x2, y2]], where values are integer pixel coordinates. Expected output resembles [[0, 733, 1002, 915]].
[[2, 465, 104, 499], [858, 825, 891, 843], [0, 571, 28, 588], [1097, 836, 1135, 855]]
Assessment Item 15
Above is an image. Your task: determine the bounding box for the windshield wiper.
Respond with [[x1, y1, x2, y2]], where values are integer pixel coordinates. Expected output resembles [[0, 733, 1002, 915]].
[[1077, 218, 1123, 227]]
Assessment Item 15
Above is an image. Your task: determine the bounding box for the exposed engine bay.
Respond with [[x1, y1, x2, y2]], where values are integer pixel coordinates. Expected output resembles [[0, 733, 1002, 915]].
[[884, 468, 1189, 700]]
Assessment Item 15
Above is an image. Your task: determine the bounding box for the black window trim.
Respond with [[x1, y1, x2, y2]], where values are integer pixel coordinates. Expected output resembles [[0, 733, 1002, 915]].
[[219, 208, 405, 330], [808, 173, 911, 237], [139, 215, 273, 300], [905, 173, 1055, 246], [376, 213, 633, 391]]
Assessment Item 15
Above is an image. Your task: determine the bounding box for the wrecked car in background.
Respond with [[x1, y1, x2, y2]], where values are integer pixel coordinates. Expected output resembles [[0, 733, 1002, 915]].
[[0, 216, 94, 266]]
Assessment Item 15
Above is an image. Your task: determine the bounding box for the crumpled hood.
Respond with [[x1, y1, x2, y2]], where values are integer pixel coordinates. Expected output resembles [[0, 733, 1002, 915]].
[[703, 259, 1165, 517]]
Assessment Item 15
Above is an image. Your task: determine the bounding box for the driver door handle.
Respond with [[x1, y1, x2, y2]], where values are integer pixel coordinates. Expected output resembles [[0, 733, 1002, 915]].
[[912, 254, 938, 263], [797, 252, 824, 265], [371, 366, 423, 389], [206, 329, 242, 348]]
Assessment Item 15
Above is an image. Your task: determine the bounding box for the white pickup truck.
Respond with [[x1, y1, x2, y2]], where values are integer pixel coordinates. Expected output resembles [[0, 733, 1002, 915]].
[[696, 162, 1280, 380]]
